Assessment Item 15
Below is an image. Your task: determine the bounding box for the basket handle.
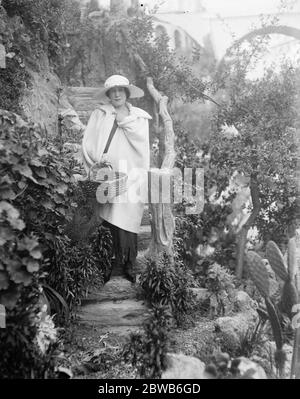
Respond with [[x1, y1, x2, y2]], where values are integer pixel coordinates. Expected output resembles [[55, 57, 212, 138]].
[[88, 163, 98, 181], [88, 162, 114, 181]]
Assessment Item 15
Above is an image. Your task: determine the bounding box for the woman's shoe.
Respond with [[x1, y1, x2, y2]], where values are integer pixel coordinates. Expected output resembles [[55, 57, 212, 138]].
[[103, 270, 112, 284], [124, 262, 135, 283]]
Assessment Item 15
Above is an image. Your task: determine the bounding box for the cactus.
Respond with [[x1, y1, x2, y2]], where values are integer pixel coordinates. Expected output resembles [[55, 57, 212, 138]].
[[287, 237, 297, 279], [280, 279, 299, 319], [290, 232, 300, 379], [246, 250, 285, 377], [266, 240, 298, 320], [266, 241, 288, 282], [246, 251, 270, 298], [249, 238, 300, 379]]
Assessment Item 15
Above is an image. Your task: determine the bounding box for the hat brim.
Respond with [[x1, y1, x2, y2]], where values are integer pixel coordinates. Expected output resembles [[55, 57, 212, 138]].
[[95, 84, 144, 100]]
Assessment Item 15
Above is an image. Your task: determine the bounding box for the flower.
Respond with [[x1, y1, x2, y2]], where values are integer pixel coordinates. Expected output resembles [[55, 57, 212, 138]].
[[221, 123, 240, 138], [35, 307, 58, 354]]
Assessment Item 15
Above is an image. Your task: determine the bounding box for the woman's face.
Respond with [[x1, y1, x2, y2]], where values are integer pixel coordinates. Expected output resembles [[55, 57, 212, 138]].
[[108, 86, 127, 108]]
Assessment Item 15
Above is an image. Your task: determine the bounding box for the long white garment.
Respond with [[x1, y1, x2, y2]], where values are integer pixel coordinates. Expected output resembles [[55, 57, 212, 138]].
[[82, 102, 152, 233]]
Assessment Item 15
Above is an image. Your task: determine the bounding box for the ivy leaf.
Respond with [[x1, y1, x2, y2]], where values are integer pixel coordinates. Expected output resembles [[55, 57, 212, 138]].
[[56, 183, 68, 194], [0, 201, 25, 230], [18, 237, 39, 252], [25, 260, 40, 273], [0, 286, 21, 309], [18, 180, 27, 189], [13, 164, 33, 178], [30, 159, 44, 168], [13, 164, 40, 184], [0, 188, 16, 200], [10, 268, 32, 286], [35, 168, 47, 179], [11, 218, 26, 231], [0, 271, 10, 290], [30, 249, 43, 259], [41, 200, 54, 210], [37, 148, 49, 157], [0, 227, 14, 245]]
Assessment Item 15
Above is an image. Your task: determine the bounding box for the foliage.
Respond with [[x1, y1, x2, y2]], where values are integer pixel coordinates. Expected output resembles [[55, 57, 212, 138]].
[[205, 263, 236, 318], [2, 0, 81, 67], [0, 56, 29, 113], [0, 0, 81, 111], [0, 110, 112, 313], [0, 109, 112, 374], [209, 63, 299, 247], [174, 123, 237, 276], [123, 304, 172, 379], [45, 225, 112, 314], [0, 282, 57, 378], [244, 240, 300, 377], [61, 9, 208, 103], [127, 15, 207, 103], [139, 252, 195, 326]]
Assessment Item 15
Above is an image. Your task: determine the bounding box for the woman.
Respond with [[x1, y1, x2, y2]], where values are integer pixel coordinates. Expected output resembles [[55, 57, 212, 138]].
[[82, 75, 152, 282]]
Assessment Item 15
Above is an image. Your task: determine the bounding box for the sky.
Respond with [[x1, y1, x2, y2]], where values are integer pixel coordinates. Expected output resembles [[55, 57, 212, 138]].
[[147, 0, 300, 16], [201, 0, 298, 16]]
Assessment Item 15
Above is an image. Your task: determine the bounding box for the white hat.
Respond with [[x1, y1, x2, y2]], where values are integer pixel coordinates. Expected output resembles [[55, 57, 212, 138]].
[[96, 75, 144, 99]]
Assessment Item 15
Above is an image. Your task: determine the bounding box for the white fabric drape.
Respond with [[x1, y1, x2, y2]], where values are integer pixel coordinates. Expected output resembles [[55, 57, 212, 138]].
[[81, 103, 151, 233]]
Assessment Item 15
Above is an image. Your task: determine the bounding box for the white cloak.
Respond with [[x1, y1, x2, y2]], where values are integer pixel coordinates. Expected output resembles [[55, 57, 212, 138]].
[[81, 102, 152, 233]]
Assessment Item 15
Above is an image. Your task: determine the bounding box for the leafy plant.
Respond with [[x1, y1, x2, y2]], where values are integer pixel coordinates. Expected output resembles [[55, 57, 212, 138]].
[[0, 109, 112, 376], [264, 239, 300, 379], [45, 225, 112, 315], [210, 62, 299, 278], [139, 252, 195, 326], [0, 282, 57, 378], [246, 248, 288, 377], [205, 263, 236, 318], [123, 304, 172, 379]]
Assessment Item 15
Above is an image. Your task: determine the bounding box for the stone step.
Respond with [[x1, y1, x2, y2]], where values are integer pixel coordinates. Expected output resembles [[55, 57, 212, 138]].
[[66, 86, 101, 112], [77, 298, 149, 327], [138, 224, 152, 251], [82, 276, 137, 304], [141, 206, 151, 226]]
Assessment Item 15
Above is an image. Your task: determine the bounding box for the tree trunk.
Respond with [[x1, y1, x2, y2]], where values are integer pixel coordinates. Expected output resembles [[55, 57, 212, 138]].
[[145, 77, 176, 260], [236, 176, 261, 279]]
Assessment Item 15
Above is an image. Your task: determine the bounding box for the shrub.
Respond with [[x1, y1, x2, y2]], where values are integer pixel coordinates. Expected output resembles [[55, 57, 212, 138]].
[[0, 110, 112, 376], [123, 304, 172, 379], [45, 225, 112, 315], [205, 263, 236, 318], [139, 252, 195, 326], [0, 281, 57, 378]]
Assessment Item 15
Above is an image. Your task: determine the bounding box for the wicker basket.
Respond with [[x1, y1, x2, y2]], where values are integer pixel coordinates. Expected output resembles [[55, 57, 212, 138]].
[[79, 164, 128, 201]]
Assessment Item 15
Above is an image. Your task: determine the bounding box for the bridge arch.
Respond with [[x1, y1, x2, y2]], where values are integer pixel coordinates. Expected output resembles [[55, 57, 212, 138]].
[[217, 25, 300, 70]]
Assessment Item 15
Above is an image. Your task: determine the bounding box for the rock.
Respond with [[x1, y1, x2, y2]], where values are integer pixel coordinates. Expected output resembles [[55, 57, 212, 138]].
[[253, 341, 293, 378], [77, 298, 149, 327], [59, 107, 85, 135], [82, 276, 138, 303], [161, 353, 207, 379], [21, 68, 62, 135], [233, 291, 257, 312], [215, 310, 258, 352], [231, 357, 267, 379], [190, 288, 209, 302]]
